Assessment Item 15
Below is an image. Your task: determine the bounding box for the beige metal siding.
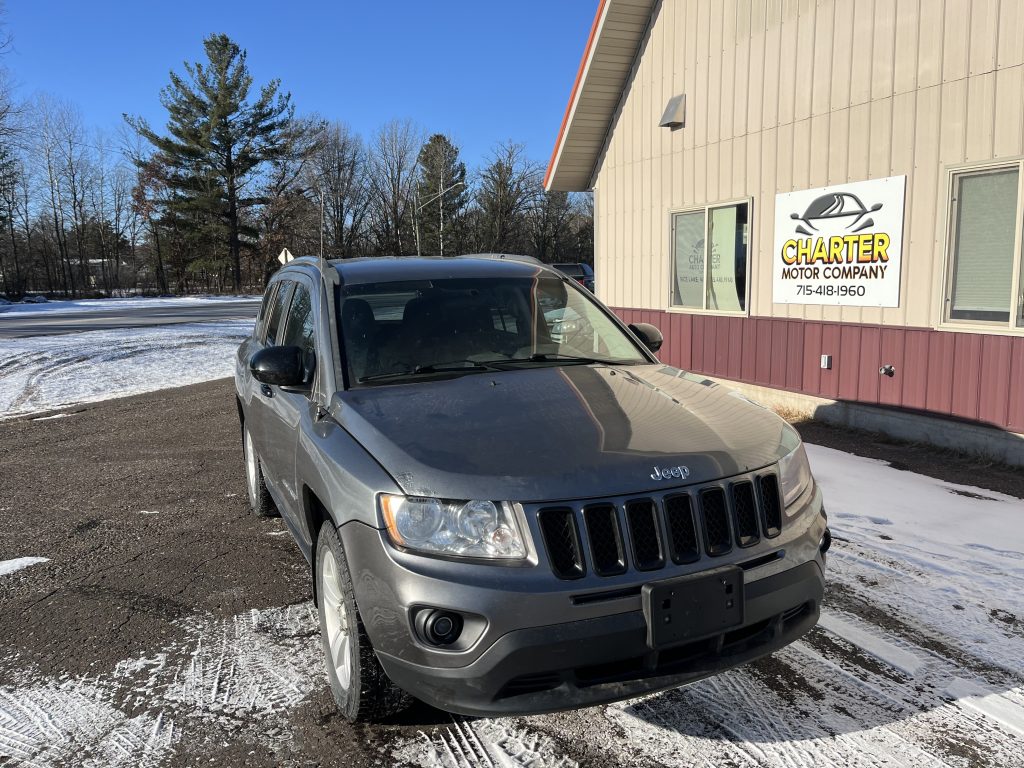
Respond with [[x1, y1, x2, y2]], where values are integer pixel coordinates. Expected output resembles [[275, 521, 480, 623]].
[[593, 0, 1024, 330]]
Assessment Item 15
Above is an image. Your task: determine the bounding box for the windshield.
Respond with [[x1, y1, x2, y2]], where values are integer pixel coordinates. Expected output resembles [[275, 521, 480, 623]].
[[337, 273, 648, 385]]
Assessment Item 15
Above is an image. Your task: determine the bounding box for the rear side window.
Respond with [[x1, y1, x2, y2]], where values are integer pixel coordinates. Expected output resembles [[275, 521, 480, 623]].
[[256, 289, 274, 334], [281, 284, 315, 355], [264, 281, 293, 344]]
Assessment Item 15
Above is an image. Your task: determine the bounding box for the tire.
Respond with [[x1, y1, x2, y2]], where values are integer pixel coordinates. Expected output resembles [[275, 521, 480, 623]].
[[315, 522, 411, 722], [242, 423, 277, 518]]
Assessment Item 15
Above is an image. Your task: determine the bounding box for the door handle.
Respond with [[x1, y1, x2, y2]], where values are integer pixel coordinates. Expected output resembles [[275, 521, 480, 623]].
[[260, 384, 274, 398]]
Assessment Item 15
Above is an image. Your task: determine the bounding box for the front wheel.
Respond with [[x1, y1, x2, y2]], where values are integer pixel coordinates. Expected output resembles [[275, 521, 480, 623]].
[[242, 423, 277, 517], [316, 523, 411, 722]]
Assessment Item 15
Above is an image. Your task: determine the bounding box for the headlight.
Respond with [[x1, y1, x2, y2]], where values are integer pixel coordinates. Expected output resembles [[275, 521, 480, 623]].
[[380, 495, 528, 560], [778, 442, 813, 510]]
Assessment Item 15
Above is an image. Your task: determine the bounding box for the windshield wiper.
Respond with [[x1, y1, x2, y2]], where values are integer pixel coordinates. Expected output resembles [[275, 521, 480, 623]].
[[357, 360, 500, 384], [495, 353, 612, 366]]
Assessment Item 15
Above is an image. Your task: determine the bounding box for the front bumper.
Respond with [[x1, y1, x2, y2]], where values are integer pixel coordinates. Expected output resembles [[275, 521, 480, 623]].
[[377, 560, 823, 716]]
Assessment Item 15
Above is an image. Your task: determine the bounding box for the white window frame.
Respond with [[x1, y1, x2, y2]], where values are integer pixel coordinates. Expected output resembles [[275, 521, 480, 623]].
[[667, 198, 752, 317], [940, 159, 1024, 334]]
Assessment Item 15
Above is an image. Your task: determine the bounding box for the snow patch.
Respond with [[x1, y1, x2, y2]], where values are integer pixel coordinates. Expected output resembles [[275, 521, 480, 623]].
[[945, 679, 1024, 738], [0, 558, 49, 578], [394, 718, 579, 767], [0, 320, 252, 420], [818, 611, 927, 676]]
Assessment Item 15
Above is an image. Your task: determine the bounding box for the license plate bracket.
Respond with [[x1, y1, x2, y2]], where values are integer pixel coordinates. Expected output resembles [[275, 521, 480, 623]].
[[642, 566, 744, 649]]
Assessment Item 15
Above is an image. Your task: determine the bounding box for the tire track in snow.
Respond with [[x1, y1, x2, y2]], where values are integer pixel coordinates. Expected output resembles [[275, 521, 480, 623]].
[[0, 604, 323, 767]]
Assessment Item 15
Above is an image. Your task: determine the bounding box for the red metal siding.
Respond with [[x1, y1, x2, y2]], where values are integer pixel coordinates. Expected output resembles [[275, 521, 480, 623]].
[[614, 308, 1024, 434]]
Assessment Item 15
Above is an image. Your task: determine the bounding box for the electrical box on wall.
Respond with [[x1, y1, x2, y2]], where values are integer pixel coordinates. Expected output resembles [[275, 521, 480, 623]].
[[820, 355, 832, 370]]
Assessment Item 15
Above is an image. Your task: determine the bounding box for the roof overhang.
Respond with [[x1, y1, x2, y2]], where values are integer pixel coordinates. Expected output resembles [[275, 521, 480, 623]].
[[544, 0, 656, 192]]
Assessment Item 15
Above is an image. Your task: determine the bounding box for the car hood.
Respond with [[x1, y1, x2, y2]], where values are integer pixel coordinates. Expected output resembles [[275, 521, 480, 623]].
[[333, 364, 800, 502]]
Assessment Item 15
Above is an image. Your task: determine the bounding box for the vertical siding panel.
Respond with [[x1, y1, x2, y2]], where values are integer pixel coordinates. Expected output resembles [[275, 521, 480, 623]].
[[811, 0, 834, 116], [868, 98, 893, 179], [720, 0, 737, 142], [998, 0, 1024, 68], [747, 4, 766, 135], [770, 319, 789, 386], [941, 0, 970, 83], [695, 0, 711, 149], [965, 72, 996, 162], [905, 85, 941, 330], [925, 332, 955, 414], [893, 0, 920, 93], [900, 329, 930, 409], [726, 317, 743, 379], [683, 0, 699, 154], [820, 324, 842, 399], [733, 1, 751, 140], [917, 1, 943, 88], [857, 326, 882, 403], [950, 334, 983, 421], [977, 335, 1011, 428], [777, 0, 798, 126], [692, 314, 706, 372], [830, 0, 855, 112], [741, 318, 758, 382], [785, 321, 804, 390], [994, 66, 1024, 158], [871, 0, 897, 101], [802, 322, 823, 394], [762, 0, 782, 130], [794, 0, 816, 121], [878, 328, 906, 406], [713, 316, 730, 375], [1008, 338, 1024, 433], [967, 0, 999, 76], [848, 103, 872, 182], [707, 0, 724, 146], [755, 319, 773, 384], [838, 326, 863, 401]]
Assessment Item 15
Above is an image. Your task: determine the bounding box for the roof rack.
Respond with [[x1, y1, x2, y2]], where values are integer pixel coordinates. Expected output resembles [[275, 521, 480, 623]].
[[456, 253, 544, 266]]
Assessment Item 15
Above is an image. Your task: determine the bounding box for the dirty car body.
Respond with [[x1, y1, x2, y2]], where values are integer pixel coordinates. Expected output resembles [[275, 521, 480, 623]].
[[234, 255, 828, 719]]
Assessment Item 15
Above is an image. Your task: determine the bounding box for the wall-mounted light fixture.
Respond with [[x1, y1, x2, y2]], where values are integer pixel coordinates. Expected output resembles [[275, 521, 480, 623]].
[[660, 94, 686, 130]]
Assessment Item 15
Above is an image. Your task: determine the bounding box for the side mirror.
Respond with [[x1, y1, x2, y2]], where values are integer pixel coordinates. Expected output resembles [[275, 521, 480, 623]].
[[250, 345, 311, 388], [629, 322, 664, 353]]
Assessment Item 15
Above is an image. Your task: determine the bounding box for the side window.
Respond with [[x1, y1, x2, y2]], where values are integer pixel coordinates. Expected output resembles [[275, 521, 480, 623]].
[[265, 281, 293, 345], [945, 165, 1023, 327], [671, 201, 750, 314], [255, 289, 274, 339], [281, 284, 315, 355]]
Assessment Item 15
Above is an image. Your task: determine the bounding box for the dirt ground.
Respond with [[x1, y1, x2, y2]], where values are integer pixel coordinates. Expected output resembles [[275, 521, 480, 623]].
[[1, 380, 1021, 767]]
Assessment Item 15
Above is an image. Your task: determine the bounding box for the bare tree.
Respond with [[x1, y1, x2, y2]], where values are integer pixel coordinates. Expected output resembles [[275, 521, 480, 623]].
[[366, 119, 422, 256], [309, 121, 370, 258]]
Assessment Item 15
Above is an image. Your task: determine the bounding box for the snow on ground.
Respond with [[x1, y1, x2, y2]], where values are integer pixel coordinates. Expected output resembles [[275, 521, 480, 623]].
[[0, 605, 321, 766], [0, 558, 49, 578], [0, 295, 259, 317], [0, 320, 253, 420]]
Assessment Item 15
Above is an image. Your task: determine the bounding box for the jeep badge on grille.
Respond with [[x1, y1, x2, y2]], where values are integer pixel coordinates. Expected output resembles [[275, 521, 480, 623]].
[[651, 465, 690, 481]]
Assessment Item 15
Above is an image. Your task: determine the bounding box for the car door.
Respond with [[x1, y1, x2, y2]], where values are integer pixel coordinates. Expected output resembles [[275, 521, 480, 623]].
[[259, 276, 318, 522], [246, 278, 294, 493]]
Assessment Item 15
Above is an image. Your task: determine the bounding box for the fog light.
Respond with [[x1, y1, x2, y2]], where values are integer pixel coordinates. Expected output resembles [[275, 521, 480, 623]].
[[415, 609, 463, 647], [820, 527, 832, 555]]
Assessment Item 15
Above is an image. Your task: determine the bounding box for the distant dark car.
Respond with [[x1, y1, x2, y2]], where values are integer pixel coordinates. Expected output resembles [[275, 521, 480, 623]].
[[235, 254, 828, 722], [552, 262, 595, 292]]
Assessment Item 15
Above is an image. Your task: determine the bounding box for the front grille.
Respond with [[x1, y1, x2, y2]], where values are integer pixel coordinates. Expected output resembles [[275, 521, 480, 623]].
[[731, 481, 760, 548], [538, 508, 584, 579], [663, 494, 699, 564], [757, 473, 783, 537], [583, 504, 626, 576], [536, 471, 783, 579], [625, 499, 664, 570], [700, 487, 733, 556]]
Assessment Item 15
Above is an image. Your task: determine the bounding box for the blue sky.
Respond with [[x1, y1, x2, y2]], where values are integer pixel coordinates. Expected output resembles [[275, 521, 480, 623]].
[[6, 0, 596, 169]]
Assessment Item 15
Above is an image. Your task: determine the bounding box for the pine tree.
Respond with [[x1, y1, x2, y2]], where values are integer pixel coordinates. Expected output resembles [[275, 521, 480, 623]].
[[414, 134, 468, 256], [126, 34, 296, 290]]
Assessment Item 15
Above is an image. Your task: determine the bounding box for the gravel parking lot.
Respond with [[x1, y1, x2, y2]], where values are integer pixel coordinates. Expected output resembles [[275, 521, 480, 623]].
[[1, 380, 1022, 767]]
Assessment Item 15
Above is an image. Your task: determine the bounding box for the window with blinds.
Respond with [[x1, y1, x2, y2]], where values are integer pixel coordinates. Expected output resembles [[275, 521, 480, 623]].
[[948, 168, 1020, 323]]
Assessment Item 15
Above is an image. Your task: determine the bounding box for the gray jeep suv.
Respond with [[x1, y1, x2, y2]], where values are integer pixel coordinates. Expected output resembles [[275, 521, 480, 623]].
[[234, 254, 828, 722]]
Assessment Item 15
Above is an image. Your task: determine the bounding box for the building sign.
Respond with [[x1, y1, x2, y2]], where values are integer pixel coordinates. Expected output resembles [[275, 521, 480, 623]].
[[772, 176, 905, 307]]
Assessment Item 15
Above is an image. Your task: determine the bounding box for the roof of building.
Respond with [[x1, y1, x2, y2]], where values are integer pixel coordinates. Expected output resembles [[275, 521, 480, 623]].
[[543, 0, 656, 192]]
